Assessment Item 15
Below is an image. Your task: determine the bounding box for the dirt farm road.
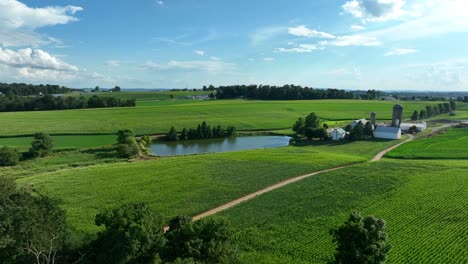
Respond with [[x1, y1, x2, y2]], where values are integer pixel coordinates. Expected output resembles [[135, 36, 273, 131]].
[[166, 123, 457, 228], [192, 134, 417, 221]]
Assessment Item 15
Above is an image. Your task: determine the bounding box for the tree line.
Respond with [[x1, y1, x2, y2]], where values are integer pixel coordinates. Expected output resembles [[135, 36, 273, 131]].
[[0, 95, 135, 112], [215, 85, 354, 100], [166, 122, 237, 141], [0, 83, 78, 96], [411, 101, 456, 121]]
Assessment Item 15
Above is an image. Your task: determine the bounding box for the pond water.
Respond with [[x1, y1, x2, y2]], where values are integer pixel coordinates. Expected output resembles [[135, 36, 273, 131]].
[[150, 136, 291, 156]]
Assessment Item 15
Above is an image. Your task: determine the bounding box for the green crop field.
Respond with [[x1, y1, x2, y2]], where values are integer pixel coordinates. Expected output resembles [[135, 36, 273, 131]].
[[218, 159, 468, 264], [0, 134, 116, 150], [81, 91, 212, 104], [18, 138, 401, 235], [0, 99, 437, 136], [386, 127, 468, 159]]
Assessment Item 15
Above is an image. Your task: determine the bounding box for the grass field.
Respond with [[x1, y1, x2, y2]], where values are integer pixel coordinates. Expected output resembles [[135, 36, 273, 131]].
[[217, 160, 468, 264], [18, 139, 402, 235], [0, 100, 437, 136], [1, 148, 122, 179], [386, 127, 468, 159], [82, 91, 212, 104], [0, 135, 116, 150]]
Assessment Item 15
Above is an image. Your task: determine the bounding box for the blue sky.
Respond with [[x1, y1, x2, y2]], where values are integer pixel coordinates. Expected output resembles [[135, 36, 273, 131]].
[[0, 0, 467, 91]]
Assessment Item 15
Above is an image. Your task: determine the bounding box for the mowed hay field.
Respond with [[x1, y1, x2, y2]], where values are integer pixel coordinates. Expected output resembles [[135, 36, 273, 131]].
[[386, 127, 468, 159], [218, 160, 468, 264], [18, 139, 402, 235], [0, 100, 437, 136]]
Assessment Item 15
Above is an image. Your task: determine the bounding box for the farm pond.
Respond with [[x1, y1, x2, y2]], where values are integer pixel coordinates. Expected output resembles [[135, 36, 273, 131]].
[[150, 136, 291, 156]]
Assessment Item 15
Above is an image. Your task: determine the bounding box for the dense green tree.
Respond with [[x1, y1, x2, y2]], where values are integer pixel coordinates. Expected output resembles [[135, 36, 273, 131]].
[[419, 109, 427, 120], [0, 177, 68, 264], [330, 212, 391, 264], [116, 129, 140, 158], [90, 203, 165, 264], [180, 128, 189, 141], [425, 105, 433, 118], [226, 126, 237, 137], [140, 135, 152, 147], [292, 117, 305, 134], [113, 86, 121, 92], [305, 127, 328, 140], [167, 127, 178, 141], [411, 110, 419, 121], [162, 217, 237, 263], [349, 122, 364, 141], [117, 129, 135, 144], [449, 100, 456, 111], [0, 147, 20, 166], [29, 132, 53, 158], [363, 122, 374, 138], [432, 105, 440, 116], [305, 112, 321, 129]]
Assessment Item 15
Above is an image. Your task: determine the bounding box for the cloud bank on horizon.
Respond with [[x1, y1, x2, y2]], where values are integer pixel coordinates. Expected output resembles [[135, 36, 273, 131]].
[[0, 0, 467, 91]]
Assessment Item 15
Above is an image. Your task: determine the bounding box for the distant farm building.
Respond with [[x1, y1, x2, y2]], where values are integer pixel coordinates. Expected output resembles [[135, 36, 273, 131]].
[[331, 128, 347, 141], [374, 126, 402, 140], [400, 121, 427, 132], [372, 104, 403, 140]]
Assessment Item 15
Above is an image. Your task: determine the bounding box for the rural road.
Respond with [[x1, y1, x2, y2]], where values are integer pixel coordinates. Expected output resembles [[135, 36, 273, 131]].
[[166, 123, 456, 228], [191, 133, 419, 221]]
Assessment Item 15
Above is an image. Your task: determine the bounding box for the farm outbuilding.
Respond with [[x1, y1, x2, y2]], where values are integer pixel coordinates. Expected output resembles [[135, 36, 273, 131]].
[[331, 128, 347, 141], [351, 119, 369, 128], [374, 126, 401, 140], [400, 121, 427, 132]]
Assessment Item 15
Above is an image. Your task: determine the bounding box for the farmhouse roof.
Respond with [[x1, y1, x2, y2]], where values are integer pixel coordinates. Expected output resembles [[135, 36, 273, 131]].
[[334, 128, 346, 134], [374, 126, 401, 134]]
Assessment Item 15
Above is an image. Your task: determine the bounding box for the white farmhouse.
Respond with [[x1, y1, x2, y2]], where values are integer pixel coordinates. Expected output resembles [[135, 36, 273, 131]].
[[331, 128, 347, 141], [374, 126, 401, 140]]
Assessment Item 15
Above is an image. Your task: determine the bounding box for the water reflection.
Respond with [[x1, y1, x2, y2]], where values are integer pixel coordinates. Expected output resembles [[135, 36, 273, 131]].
[[150, 136, 291, 156]]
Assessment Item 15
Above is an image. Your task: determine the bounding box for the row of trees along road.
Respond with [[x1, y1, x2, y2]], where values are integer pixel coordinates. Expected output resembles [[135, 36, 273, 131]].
[[411, 101, 457, 121], [0, 95, 135, 112], [167, 121, 237, 141]]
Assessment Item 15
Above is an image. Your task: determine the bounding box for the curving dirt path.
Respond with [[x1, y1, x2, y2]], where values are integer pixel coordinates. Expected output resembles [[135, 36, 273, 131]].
[[191, 134, 417, 221], [165, 123, 458, 228]]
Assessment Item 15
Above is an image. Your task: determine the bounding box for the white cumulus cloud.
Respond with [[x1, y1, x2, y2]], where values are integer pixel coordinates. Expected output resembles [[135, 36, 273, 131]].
[[325, 35, 381, 47], [0, 0, 83, 47], [275, 44, 322, 53], [195, 50, 205, 56], [288, 25, 336, 39], [342, 0, 407, 22], [0, 47, 80, 83]]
